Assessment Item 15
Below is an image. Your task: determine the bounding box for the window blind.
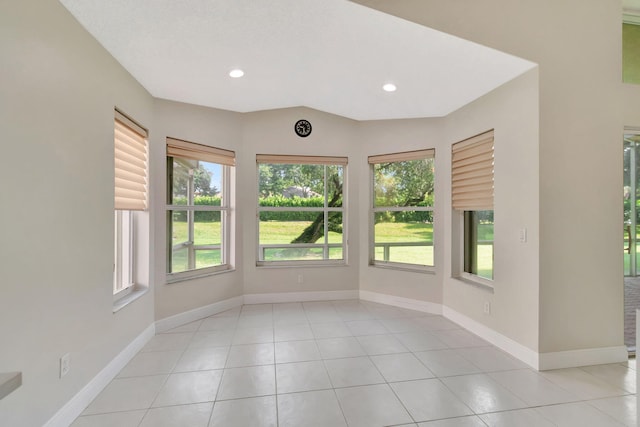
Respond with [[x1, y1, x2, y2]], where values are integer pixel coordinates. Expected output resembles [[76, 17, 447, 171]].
[[115, 111, 148, 211], [368, 148, 434, 164], [256, 154, 348, 166], [451, 130, 494, 211], [167, 137, 236, 167]]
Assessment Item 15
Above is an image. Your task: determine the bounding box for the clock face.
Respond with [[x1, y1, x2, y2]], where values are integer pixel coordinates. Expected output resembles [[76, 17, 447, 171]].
[[295, 119, 312, 138]]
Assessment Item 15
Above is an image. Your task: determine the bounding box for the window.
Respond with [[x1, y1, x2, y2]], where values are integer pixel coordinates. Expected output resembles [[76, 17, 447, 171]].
[[368, 149, 435, 270], [623, 14, 640, 84], [114, 110, 148, 297], [452, 130, 494, 281], [256, 155, 347, 265], [166, 137, 235, 281]]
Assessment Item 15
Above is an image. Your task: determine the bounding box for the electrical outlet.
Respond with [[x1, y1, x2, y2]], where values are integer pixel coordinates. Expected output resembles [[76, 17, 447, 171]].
[[483, 301, 491, 315], [297, 274, 304, 284], [60, 353, 71, 378], [519, 228, 527, 243]]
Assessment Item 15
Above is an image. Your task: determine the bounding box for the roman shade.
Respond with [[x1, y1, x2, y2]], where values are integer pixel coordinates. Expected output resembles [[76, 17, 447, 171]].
[[114, 111, 148, 211], [256, 154, 348, 166], [167, 137, 235, 167], [451, 130, 494, 210], [368, 148, 434, 164]]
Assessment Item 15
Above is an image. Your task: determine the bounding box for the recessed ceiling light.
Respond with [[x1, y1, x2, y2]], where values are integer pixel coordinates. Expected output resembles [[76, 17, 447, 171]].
[[229, 69, 244, 78], [382, 83, 397, 92]]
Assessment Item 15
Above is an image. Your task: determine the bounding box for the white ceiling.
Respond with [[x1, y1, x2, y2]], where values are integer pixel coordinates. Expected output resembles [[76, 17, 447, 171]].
[[59, 0, 536, 121]]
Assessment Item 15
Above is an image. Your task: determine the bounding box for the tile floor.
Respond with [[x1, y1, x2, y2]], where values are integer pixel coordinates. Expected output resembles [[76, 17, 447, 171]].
[[71, 300, 637, 426]]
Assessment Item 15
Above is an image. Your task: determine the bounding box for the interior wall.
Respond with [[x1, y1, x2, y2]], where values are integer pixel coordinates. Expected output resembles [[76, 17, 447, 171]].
[[0, 1, 155, 426], [239, 108, 361, 297], [353, 0, 624, 358], [151, 100, 244, 320], [357, 118, 445, 304], [442, 70, 540, 352]]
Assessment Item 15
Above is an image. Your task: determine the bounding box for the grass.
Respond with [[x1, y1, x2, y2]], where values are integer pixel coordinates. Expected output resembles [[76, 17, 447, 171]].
[[169, 220, 493, 274]]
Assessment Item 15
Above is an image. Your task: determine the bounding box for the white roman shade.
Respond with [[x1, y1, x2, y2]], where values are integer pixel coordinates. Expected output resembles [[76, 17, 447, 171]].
[[167, 137, 235, 167], [256, 154, 348, 166], [368, 148, 434, 164], [114, 111, 148, 211], [451, 130, 494, 210]]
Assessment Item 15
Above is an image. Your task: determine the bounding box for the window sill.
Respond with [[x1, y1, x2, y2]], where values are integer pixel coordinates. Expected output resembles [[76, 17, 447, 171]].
[[451, 274, 494, 292], [166, 266, 235, 284], [113, 285, 149, 313], [369, 262, 435, 274], [256, 260, 347, 269]]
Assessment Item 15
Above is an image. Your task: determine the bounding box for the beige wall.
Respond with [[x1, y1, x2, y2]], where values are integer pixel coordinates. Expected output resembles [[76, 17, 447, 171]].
[[151, 100, 244, 320], [354, 0, 624, 357], [240, 108, 361, 296], [0, 1, 155, 425], [357, 118, 444, 303]]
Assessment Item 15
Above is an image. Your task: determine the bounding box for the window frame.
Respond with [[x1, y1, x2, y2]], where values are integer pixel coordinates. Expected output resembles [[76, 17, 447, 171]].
[[256, 156, 347, 267], [166, 139, 234, 283], [451, 130, 495, 286], [368, 150, 436, 272], [113, 109, 149, 310]]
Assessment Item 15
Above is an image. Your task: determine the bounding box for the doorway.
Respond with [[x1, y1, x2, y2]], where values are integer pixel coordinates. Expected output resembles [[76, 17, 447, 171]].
[[623, 129, 640, 352]]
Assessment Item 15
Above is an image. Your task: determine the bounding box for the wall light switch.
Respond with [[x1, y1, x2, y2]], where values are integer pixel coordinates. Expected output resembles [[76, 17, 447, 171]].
[[519, 228, 527, 243]]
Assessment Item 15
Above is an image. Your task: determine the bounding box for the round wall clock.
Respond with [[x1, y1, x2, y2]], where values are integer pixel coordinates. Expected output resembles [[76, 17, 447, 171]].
[[294, 119, 312, 138]]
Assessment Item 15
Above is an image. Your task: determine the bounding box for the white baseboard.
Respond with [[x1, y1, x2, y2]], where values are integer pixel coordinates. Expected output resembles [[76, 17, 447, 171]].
[[243, 290, 359, 304], [442, 306, 540, 369], [155, 295, 244, 333], [538, 346, 628, 370], [44, 324, 155, 427], [359, 290, 442, 315]]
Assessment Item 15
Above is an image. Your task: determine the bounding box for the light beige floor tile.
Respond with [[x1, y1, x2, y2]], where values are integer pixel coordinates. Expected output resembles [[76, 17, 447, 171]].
[[310, 322, 352, 338], [488, 369, 579, 406], [395, 331, 448, 352], [83, 375, 167, 414], [189, 330, 234, 349], [225, 343, 274, 368], [391, 379, 473, 422], [370, 353, 435, 382], [232, 326, 274, 345], [275, 340, 321, 363], [356, 334, 408, 355], [117, 350, 182, 378], [588, 395, 637, 427], [417, 416, 486, 426], [140, 402, 212, 427], [274, 323, 314, 341], [160, 320, 203, 334], [317, 336, 366, 359], [278, 389, 347, 427], [431, 329, 489, 348], [173, 347, 229, 372], [209, 395, 277, 427], [535, 401, 625, 426], [479, 408, 555, 426], [152, 370, 222, 407], [441, 373, 528, 414], [198, 316, 238, 331], [276, 360, 332, 393], [346, 319, 389, 336], [415, 349, 482, 377], [540, 367, 629, 400], [335, 383, 413, 427], [379, 317, 423, 333], [70, 410, 146, 427], [413, 316, 461, 331], [324, 356, 385, 388], [216, 365, 275, 400], [457, 346, 527, 372], [580, 363, 636, 394], [141, 333, 193, 352]]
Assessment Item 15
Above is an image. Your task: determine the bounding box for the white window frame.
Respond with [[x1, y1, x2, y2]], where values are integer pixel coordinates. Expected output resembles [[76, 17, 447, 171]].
[[114, 210, 134, 298], [166, 153, 233, 283], [368, 152, 435, 272], [256, 158, 347, 267]]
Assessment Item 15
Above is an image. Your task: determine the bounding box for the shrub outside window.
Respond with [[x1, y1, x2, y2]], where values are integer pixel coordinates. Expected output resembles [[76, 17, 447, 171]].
[[256, 155, 347, 266], [369, 150, 435, 270], [166, 138, 234, 281]]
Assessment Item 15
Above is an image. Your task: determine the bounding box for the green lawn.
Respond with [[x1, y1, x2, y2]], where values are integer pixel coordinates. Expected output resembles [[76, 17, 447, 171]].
[[170, 220, 492, 274]]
